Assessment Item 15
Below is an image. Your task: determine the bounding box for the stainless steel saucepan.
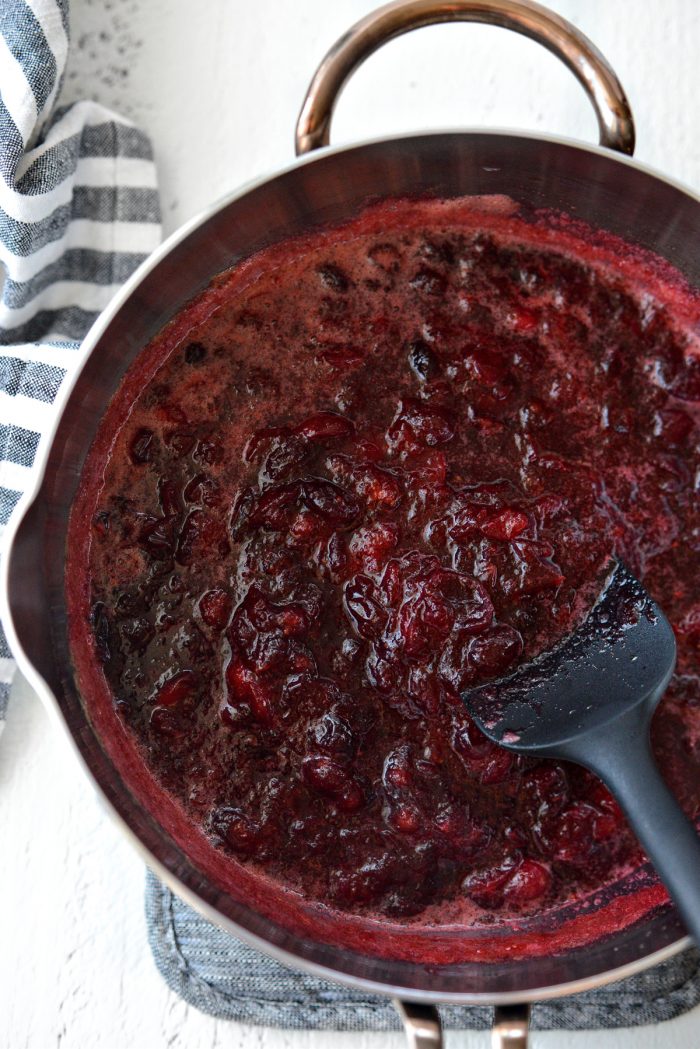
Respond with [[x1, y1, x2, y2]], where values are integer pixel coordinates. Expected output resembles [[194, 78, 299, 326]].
[[4, 2, 699, 1046]]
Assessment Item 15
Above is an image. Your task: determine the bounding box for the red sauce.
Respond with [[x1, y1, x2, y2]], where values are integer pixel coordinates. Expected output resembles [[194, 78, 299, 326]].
[[67, 196, 700, 955]]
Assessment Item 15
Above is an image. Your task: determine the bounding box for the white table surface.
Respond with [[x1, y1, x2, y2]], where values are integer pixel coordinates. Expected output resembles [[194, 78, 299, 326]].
[[2, 1, 700, 1046]]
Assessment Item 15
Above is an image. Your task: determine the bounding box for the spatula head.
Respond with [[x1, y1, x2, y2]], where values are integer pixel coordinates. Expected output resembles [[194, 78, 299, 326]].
[[463, 560, 677, 756]]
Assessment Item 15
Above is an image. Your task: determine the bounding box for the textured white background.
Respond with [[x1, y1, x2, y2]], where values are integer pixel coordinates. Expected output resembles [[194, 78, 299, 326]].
[[2, 0, 700, 1046]]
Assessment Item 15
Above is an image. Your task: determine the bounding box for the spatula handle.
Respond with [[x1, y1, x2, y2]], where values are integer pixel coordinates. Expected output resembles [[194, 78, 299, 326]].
[[570, 710, 700, 946]]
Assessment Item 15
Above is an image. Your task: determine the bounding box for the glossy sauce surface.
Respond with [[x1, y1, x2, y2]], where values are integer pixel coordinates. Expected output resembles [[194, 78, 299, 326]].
[[69, 197, 700, 929]]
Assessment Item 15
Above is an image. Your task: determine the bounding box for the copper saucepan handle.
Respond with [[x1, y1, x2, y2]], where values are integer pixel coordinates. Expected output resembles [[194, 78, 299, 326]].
[[295, 0, 635, 156], [395, 1000, 530, 1048]]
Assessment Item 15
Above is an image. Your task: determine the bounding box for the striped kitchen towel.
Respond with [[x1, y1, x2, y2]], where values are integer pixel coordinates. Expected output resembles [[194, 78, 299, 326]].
[[0, 0, 161, 727]]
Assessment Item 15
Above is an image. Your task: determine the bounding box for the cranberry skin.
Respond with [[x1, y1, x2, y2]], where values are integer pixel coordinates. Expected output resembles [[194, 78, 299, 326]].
[[504, 539, 565, 596], [463, 858, 521, 909], [224, 657, 275, 726], [386, 398, 455, 452], [439, 638, 475, 692], [551, 802, 600, 865], [260, 435, 308, 483], [433, 803, 490, 853], [653, 407, 694, 445], [199, 589, 232, 630], [157, 476, 182, 517], [295, 411, 354, 441], [309, 711, 355, 760], [184, 472, 221, 507], [349, 522, 400, 573], [503, 859, 552, 906], [165, 428, 196, 458], [248, 482, 301, 530], [138, 514, 178, 559], [451, 713, 515, 784], [243, 425, 291, 464], [129, 427, 155, 464], [152, 670, 197, 708], [302, 756, 364, 812], [302, 478, 359, 524], [479, 508, 531, 541], [468, 624, 524, 676], [344, 576, 388, 640], [212, 808, 262, 857]]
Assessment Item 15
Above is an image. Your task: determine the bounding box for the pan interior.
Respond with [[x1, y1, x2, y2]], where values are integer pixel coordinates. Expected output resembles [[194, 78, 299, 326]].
[[9, 132, 698, 1000]]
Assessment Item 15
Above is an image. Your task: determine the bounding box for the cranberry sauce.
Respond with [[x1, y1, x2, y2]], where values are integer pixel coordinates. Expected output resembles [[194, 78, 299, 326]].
[[69, 197, 700, 926]]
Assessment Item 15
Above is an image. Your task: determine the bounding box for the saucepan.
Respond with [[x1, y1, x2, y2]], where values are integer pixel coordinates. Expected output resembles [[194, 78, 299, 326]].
[[3, 1, 699, 1045]]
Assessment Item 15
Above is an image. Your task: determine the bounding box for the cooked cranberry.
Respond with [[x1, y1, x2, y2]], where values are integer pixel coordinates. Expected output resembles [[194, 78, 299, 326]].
[[468, 624, 524, 676], [653, 407, 694, 445], [92, 510, 110, 538], [165, 429, 196, 457], [295, 411, 354, 441], [211, 807, 260, 856], [129, 427, 155, 464], [503, 859, 552, 905], [302, 478, 359, 524], [354, 463, 403, 509], [184, 472, 221, 506], [386, 398, 455, 452], [224, 657, 275, 726], [248, 483, 301, 529], [552, 803, 599, 865], [349, 523, 399, 571], [383, 746, 413, 790], [152, 670, 196, 708], [302, 756, 364, 812], [463, 858, 521, 909], [388, 803, 421, 833], [438, 637, 475, 692], [479, 508, 530, 541], [669, 354, 700, 402], [310, 711, 355, 758], [199, 588, 232, 630], [90, 601, 111, 662], [504, 539, 565, 596], [261, 435, 308, 482], [157, 476, 181, 517], [138, 514, 177, 558], [344, 576, 388, 640]]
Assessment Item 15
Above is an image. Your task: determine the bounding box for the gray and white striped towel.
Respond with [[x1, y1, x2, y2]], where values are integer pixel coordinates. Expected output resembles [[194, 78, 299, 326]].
[[0, 0, 161, 728]]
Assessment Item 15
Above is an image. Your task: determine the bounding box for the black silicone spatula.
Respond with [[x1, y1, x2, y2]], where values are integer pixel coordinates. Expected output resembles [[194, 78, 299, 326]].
[[463, 559, 700, 944]]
